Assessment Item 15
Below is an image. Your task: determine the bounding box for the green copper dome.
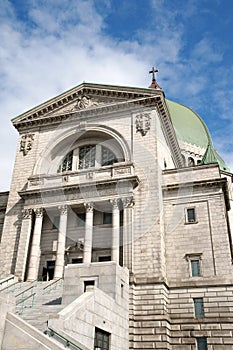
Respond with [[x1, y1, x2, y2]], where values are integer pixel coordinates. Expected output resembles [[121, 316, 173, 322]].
[[166, 99, 230, 172], [166, 99, 211, 149]]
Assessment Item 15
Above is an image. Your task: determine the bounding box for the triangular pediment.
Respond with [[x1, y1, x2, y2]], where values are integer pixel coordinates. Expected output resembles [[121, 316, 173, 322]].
[[12, 81, 184, 168], [12, 82, 162, 130]]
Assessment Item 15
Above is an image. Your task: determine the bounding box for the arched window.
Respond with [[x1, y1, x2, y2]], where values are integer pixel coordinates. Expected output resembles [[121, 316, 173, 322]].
[[57, 145, 119, 173], [57, 150, 73, 173], [101, 146, 117, 166], [79, 145, 96, 169]]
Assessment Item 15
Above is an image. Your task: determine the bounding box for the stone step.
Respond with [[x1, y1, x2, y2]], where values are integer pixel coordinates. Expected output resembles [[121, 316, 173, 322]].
[[13, 280, 64, 333]]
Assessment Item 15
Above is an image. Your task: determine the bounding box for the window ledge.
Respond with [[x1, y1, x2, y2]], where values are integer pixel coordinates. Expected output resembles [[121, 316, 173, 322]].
[[185, 221, 198, 225]]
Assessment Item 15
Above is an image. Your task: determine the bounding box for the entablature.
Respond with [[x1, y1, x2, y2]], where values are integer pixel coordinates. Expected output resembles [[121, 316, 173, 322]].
[[162, 177, 230, 210], [18, 162, 139, 208]]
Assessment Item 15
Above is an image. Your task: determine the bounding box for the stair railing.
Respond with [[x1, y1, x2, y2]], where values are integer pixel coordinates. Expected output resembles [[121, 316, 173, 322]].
[[0, 275, 15, 290], [42, 278, 63, 295], [15, 284, 34, 300], [46, 327, 84, 350], [16, 291, 36, 315], [0, 281, 22, 294], [15, 283, 37, 314]]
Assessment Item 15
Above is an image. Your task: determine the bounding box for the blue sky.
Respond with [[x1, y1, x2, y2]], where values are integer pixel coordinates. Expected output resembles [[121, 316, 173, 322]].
[[1, 0, 233, 190]]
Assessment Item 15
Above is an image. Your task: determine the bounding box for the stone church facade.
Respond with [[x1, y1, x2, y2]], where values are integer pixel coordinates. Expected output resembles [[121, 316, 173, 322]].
[[0, 77, 233, 349]]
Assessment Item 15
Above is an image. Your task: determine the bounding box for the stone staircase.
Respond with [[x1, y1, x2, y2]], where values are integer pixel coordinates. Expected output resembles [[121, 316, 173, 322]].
[[1, 279, 64, 333]]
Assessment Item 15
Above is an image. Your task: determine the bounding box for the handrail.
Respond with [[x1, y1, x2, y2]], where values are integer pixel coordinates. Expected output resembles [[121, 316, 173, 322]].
[[16, 291, 36, 305], [0, 281, 20, 294], [46, 327, 84, 350], [0, 275, 15, 288], [43, 278, 63, 294], [16, 292, 36, 315], [15, 285, 34, 298]]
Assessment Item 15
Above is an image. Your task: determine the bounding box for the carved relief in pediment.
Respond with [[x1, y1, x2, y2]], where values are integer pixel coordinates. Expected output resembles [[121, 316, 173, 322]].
[[50, 94, 102, 116]]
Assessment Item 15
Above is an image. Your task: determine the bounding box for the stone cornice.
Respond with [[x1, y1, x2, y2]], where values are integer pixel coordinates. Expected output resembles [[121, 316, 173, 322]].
[[162, 177, 227, 191], [18, 175, 140, 199], [12, 83, 160, 130], [163, 177, 230, 210], [156, 97, 184, 168], [13, 96, 161, 131]]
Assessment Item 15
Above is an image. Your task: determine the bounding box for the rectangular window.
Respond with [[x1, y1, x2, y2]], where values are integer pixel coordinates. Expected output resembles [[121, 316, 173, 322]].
[[52, 216, 60, 229], [72, 258, 83, 264], [94, 327, 110, 350], [186, 208, 196, 223], [79, 145, 96, 169], [84, 280, 95, 292], [194, 298, 205, 318], [191, 260, 201, 277], [103, 212, 112, 225], [98, 256, 111, 262], [77, 213, 85, 226], [196, 337, 208, 350]]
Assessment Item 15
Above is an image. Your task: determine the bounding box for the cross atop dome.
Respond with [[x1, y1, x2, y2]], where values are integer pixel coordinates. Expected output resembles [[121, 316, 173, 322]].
[[149, 67, 158, 82], [149, 66, 161, 89]]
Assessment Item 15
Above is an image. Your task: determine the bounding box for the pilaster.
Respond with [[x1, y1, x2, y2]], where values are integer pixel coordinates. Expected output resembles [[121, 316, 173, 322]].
[[54, 205, 68, 279], [83, 203, 94, 264], [27, 208, 44, 281], [15, 209, 33, 281], [122, 197, 134, 272], [111, 199, 120, 264]]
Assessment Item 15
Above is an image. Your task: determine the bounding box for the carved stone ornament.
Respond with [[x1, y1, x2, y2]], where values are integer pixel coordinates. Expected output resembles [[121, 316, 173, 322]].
[[58, 205, 68, 215], [135, 113, 151, 136], [20, 133, 35, 156], [73, 95, 99, 110], [22, 208, 33, 219], [34, 208, 44, 218], [84, 202, 94, 213], [122, 197, 135, 208], [110, 198, 120, 210]]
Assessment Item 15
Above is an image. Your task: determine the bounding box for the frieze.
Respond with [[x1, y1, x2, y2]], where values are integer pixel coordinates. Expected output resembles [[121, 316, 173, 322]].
[[20, 176, 139, 206]]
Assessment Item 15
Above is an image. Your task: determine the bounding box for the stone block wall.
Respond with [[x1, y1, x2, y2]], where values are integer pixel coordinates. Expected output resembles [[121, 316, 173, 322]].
[[169, 284, 233, 349], [129, 281, 233, 349]]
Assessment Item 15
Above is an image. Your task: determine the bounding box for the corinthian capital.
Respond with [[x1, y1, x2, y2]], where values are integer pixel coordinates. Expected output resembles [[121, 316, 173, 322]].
[[110, 198, 120, 210], [58, 205, 68, 215], [34, 208, 44, 218], [84, 202, 94, 213], [22, 208, 33, 219], [122, 197, 135, 208]]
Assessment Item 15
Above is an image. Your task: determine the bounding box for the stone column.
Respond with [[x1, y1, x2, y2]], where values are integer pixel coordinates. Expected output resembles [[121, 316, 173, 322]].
[[27, 208, 44, 281], [15, 209, 33, 281], [83, 203, 94, 264], [111, 199, 120, 264], [122, 197, 134, 272], [54, 205, 68, 279]]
